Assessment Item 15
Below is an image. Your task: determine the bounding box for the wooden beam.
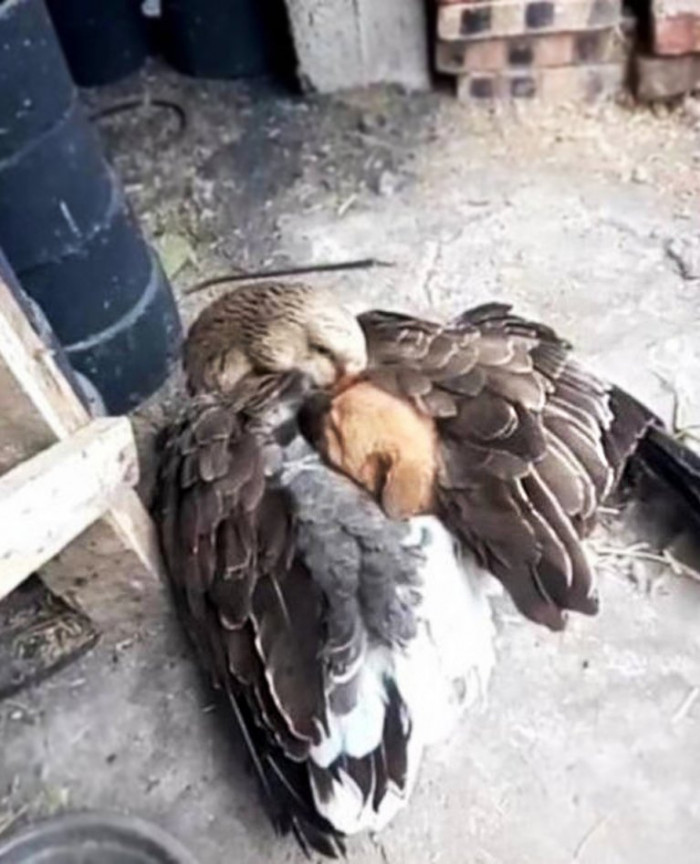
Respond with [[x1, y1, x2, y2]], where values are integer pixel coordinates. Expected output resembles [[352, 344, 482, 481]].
[[0, 272, 90, 439], [0, 271, 165, 591], [0, 418, 138, 601]]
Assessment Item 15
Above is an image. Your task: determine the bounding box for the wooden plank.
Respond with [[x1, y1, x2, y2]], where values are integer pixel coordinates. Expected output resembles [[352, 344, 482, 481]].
[[0, 271, 165, 590], [0, 273, 90, 440], [0, 418, 138, 601]]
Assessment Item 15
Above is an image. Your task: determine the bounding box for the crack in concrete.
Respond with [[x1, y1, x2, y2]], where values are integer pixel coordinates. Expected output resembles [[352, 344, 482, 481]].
[[418, 240, 442, 310]]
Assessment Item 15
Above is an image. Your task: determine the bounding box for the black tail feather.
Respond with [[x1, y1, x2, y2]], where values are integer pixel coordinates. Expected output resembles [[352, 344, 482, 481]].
[[221, 682, 346, 859], [172, 589, 346, 858], [635, 427, 700, 518], [604, 385, 659, 482], [622, 425, 700, 571]]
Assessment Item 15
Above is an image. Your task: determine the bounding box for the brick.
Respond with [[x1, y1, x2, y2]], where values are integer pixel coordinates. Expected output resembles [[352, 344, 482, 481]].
[[436, 29, 625, 72], [438, 0, 621, 41], [653, 14, 700, 54], [636, 52, 700, 100], [456, 62, 625, 103]]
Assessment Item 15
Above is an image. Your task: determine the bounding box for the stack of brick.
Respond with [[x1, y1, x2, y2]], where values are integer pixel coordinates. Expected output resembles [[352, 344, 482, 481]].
[[636, 0, 700, 100], [435, 0, 629, 104]]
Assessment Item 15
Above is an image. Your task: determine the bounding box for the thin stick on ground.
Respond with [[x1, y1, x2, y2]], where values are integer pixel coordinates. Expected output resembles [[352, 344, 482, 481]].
[[0, 803, 29, 839], [591, 541, 696, 580], [572, 814, 610, 861], [184, 258, 394, 295]]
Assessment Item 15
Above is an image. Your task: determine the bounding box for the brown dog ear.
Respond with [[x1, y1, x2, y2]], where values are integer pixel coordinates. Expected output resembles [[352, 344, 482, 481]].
[[297, 391, 333, 449]]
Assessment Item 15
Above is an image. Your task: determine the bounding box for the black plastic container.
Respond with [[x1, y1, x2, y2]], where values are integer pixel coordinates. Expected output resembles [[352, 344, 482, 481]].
[[65, 254, 182, 413], [0, 812, 199, 863], [45, 0, 149, 87], [0, 0, 183, 414], [18, 184, 154, 345], [0, 98, 114, 271], [0, 0, 74, 160], [160, 0, 295, 81]]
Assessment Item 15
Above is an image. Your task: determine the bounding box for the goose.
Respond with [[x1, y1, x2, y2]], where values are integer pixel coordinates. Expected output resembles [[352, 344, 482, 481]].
[[156, 282, 700, 856]]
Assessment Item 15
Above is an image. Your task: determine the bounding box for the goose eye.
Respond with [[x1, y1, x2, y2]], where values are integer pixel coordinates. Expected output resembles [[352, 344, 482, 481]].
[[310, 343, 334, 359]]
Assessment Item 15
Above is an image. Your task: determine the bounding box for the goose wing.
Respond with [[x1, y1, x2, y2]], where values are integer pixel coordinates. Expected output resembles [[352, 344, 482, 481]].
[[357, 304, 655, 630], [156, 374, 470, 854]]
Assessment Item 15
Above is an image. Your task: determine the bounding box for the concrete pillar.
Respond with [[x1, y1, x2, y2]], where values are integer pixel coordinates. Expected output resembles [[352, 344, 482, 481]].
[[285, 0, 431, 93]]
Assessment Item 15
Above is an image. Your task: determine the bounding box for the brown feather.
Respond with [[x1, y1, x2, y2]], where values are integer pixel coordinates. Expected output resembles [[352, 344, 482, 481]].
[[251, 562, 326, 745], [423, 333, 461, 369], [397, 368, 432, 398], [225, 624, 260, 685], [417, 388, 458, 418], [485, 366, 548, 411], [474, 334, 516, 366], [251, 678, 311, 761], [550, 380, 612, 429], [536, 436, 587, 517], [443, 392, 517, 442], [355, 304, 619, 631], [522, 470, 598, 613], [439, 366, 487, 396], [544, 410, 613, 499], [180, 452, 200, 488], [431, 346, 479, 379], [544, 430, 598, 519]]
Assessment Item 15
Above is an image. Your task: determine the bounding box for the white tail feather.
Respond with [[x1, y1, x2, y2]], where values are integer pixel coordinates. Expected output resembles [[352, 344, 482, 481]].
[[395, 516, 497, 746]]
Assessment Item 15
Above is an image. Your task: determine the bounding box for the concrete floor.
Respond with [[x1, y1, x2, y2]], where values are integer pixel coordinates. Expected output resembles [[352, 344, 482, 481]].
[[2, 72, 700, 863]]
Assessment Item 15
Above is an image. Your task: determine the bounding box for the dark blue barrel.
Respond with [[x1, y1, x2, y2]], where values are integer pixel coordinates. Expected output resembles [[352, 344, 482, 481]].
[[160, 0, 295, 81], [0, 0, 74, 159], [45, 0, 149, 87], [0, 0, 182, 414], [19, 185, 154, 345], [65, 255, 182, 413], [0, 98, 114, 271]]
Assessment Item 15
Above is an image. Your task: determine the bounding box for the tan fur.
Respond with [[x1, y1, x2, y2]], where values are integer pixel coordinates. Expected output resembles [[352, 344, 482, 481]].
[[320, 382, 439, 520]]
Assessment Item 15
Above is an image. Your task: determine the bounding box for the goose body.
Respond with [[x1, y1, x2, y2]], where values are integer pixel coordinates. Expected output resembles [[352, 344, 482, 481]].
[[158, 378, 496, 853], [156, 283, 700, 855]]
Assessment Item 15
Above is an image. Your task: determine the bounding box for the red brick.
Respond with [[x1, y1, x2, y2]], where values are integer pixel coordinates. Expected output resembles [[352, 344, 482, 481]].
[[650, 0, 700, 54], [653, 14, 700, 54], [438, 0, 621, 41], [436, 29, 625, 72], [456, 62, 624, 103], [636, 52, 700, 99]]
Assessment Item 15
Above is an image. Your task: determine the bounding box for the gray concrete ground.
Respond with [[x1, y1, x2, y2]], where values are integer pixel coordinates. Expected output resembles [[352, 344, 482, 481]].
[[2, 69, 700, 863]]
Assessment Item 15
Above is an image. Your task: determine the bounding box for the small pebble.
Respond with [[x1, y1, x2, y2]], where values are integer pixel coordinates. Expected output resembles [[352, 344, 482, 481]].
[[631, 165, 648, 184], [373, 170, 400, 197]]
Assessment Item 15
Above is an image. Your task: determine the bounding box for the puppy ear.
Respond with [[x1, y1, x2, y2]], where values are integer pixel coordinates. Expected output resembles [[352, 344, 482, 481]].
[[297, 392, 333, 448]]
